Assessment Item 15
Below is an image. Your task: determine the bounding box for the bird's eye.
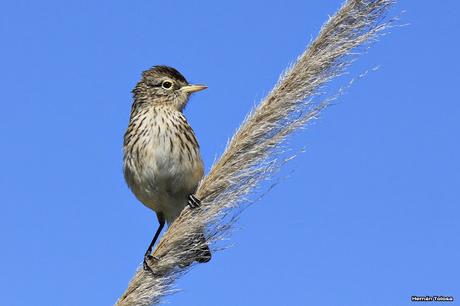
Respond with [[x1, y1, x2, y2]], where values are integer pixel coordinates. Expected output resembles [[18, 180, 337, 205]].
[[162, 80, 173, 90]]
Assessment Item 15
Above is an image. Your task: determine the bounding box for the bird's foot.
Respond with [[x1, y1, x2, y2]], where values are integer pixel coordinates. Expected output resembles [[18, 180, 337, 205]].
[[187, 194, 201, 208], [143, 254, 160, 272]]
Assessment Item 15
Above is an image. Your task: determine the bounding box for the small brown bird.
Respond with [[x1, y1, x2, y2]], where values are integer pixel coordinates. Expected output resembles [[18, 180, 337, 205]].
[[123, 66, 211, 270]]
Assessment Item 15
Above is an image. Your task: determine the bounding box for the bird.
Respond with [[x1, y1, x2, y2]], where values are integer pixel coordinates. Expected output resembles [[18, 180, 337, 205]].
[[123, 65, 211, 271]]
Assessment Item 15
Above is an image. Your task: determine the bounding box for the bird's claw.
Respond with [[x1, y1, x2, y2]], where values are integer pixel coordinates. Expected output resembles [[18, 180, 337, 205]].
[[187, 194, 201, 208], [143, 254, 159, 272]]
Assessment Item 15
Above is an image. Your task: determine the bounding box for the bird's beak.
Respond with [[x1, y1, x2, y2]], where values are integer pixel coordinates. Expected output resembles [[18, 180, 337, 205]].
[[181, 84, 208, 93]]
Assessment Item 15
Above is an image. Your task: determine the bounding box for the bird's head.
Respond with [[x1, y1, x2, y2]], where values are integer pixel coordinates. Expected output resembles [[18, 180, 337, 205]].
[[132, 65, 207, 111]]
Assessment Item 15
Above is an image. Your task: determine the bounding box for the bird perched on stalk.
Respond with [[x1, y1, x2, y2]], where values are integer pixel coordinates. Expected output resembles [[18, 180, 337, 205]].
[[123, 66, 211, 271]]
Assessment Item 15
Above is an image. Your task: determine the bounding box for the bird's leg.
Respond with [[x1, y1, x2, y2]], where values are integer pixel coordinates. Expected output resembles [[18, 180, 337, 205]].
[[143, 215, 165, 272], [187, 194, 201, 208]]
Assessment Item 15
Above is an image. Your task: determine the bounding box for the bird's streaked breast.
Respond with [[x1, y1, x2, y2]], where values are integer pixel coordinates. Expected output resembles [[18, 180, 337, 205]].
[[123, 105, 204, 219]]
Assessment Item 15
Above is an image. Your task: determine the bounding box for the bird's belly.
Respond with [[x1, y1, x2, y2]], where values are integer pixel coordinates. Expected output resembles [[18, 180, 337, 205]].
[[124, 137, 203, 222]]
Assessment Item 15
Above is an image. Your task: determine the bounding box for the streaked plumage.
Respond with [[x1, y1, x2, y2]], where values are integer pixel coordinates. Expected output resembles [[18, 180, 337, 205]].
[[124, 104, 205, 221], [123, 66, 210, 269]]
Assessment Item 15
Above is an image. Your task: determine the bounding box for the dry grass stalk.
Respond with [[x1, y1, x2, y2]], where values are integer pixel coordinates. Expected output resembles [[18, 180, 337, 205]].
[[115, 0, 396, 305]]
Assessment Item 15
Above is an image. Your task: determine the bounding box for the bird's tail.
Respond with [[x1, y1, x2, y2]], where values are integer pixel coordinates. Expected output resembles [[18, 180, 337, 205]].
[[179, 231, 211, 267], [194, 232, 211, 263]]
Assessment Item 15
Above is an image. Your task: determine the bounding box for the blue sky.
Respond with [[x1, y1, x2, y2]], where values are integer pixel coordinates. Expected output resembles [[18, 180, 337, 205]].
[[1, 1, 459, 306]]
